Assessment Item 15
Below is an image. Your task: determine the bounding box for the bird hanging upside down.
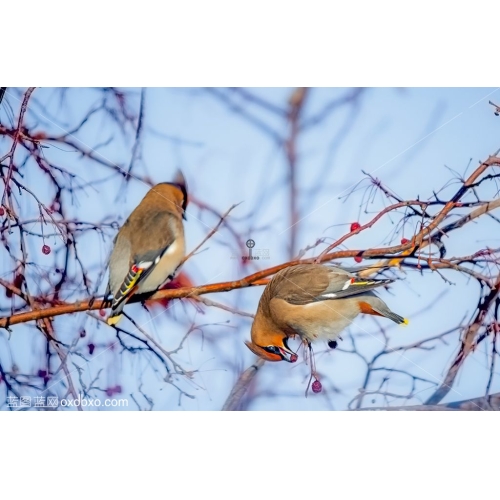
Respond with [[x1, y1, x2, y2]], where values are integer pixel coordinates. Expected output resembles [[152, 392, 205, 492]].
[[245, 263, 408, 362]]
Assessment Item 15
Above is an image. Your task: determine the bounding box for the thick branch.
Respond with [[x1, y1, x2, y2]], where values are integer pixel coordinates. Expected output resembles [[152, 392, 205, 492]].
[[356, 392, 500, 411], [222, 358, 265, 411], [1, 242, 499, 329], [425, 274, 500, 405]]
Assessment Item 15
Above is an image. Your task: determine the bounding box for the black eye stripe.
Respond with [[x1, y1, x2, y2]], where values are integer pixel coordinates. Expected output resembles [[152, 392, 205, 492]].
[[263, 345, 279, 354]]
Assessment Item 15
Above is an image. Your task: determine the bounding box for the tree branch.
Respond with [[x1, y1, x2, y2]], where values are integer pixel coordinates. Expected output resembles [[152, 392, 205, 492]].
[[222, 358, 265, 411], [356, 392, 500, 411]]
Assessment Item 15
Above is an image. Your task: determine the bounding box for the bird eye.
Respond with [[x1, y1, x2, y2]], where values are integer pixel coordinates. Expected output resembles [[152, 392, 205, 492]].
[[265, 345, 278, 354]]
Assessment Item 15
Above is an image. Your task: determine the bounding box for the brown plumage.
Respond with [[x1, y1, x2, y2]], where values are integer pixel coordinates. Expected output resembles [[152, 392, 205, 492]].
[[245, 264, 408, 362], [104, 171, 188, 325]]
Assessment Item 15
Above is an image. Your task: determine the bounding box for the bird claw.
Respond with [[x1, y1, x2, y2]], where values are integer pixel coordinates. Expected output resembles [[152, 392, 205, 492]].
[[100, 297, 112, 309]]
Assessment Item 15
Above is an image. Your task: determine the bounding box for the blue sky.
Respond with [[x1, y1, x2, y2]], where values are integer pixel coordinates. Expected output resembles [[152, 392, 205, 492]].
[[1, 87, 499, 410]]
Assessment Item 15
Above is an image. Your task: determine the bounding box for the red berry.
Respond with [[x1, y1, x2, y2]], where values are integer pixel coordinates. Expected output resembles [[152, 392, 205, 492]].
[[42, 244, 51, 255], [350, 222, 361, 232], [290, 353, 298, 363], [99, 310, 106, 317], [88, 343, 95, 355], [354, 256, 363, 263], [6, 274, 24, 297], [14, 274, 24, 288], [79, 329, 86, 338], [312, 380, 322, 393], [0, 207, 4, 216], [105, 387, 114, 397], [37, 369, 47, 378], [401, 238, 409, 245], [114, 385, 122, 394]]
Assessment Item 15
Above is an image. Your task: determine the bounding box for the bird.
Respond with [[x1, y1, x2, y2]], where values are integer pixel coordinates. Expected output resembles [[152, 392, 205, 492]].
[[489, 100, 500, 116], [245, 263, 407, 362], [103, 170, 188, 326]]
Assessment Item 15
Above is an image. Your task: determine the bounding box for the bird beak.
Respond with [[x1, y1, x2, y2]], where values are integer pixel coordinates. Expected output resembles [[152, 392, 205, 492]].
[[278, 346, 298, 363]]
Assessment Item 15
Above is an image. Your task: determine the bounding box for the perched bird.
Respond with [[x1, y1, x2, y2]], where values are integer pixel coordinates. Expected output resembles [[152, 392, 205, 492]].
[[104, 171, 188, 326], [245, 263, 407, 362]]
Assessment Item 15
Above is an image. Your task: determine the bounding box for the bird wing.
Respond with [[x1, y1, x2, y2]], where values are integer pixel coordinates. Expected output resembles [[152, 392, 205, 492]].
[[316, 267, 394, 300], [107, 211, 179, 311], [274, 264, 394, 305]]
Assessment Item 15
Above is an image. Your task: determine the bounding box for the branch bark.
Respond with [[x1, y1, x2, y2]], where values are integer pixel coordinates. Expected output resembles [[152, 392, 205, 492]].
[[356, 392, 500, 411], [222, 358, 265, 411], [425, 274, 500, 405]]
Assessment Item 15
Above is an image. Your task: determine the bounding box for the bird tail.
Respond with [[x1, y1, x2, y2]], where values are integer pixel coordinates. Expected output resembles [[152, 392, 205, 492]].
[[103, 266, 145, 326], [106, 300, 126, 326], [107, 313, 123, 326], [370, 303, 409, 325], [102, 286, 126, 326]]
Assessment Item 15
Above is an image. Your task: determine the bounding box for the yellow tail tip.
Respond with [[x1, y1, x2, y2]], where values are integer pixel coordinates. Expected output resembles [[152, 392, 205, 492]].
[[402, 318, 409, 326], [106, 314, 123, 326]]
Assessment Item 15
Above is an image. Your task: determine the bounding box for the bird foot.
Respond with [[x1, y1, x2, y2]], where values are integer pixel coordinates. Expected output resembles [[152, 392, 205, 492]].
[[100, 296, 112, 309]]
